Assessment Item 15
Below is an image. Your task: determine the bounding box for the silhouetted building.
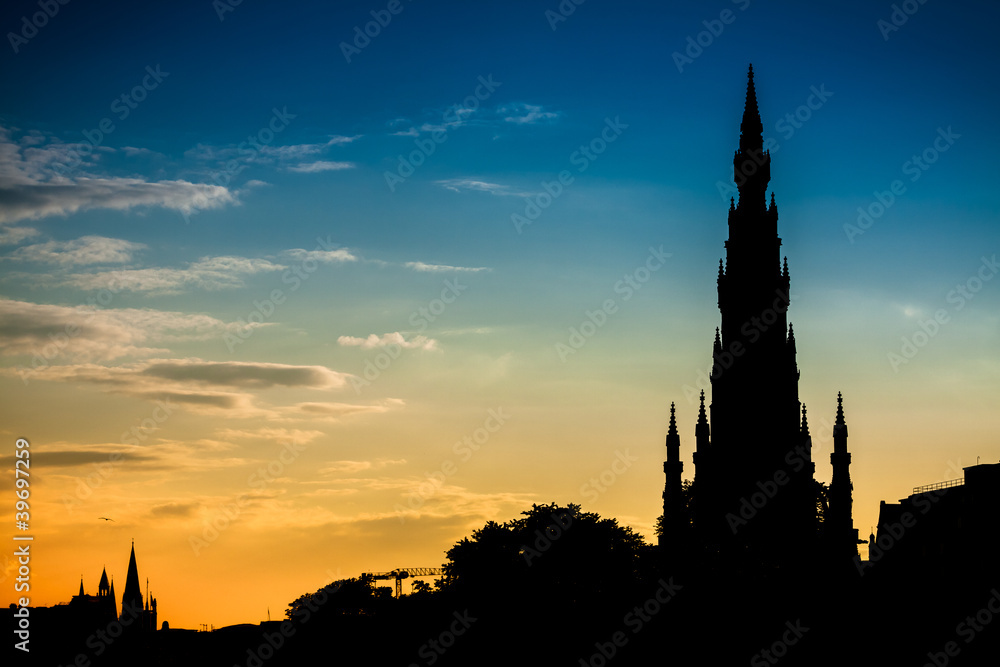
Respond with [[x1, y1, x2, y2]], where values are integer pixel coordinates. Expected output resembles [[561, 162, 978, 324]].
[[67, 566, 118, 628], [872, 461, 1000, 577], [660, 66, 859, 571]]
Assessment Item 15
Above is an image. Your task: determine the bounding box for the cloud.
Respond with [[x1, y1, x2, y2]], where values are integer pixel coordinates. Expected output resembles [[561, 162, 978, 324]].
[[403, 261, 491, 273], [281, 247, 357, 263], [3, 358, 354, 417], [319, 459, 407, 474], [285, 161, 356, 173], [6, 235, 146, 266], [60, 255, 287, 294], [186, 136, 361, 168], [0, 299, 248, 362], [289, 398, 405, 419], [0, 225, 39, 245], [435, 178, 528, 197], [337, 332, 439, 351], [214, 427, 325, 446], [150, 502, 198, 518], [0, 124, 239, 224], [500, 103, 559, 125], [139, 359, 351, 389]]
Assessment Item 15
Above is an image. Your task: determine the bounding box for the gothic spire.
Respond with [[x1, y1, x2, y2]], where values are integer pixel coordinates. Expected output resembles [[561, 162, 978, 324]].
[[740, 64, 763, 151], [697, 390, 708, 424], [801, 404, 810, 436], [668, 402, 678, 436]]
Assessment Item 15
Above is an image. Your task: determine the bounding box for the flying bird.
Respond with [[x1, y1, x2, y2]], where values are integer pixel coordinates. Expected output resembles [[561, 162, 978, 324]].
[[98, 517, 115, 522]]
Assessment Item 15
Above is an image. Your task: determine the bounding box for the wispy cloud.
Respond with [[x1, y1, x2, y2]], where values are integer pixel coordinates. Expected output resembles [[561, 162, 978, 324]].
[[0, 125, 238, 224], [403, 260, 491, 273], [337, 332, 439, 351], [285, 161, 356, 173], [5, 235, 146, 266], [0, 299, 250, 362], [58, 255, 287, 294], [499, 103, 559, 125], [186, 136, 361, 168], [435, 178, 528, 197]]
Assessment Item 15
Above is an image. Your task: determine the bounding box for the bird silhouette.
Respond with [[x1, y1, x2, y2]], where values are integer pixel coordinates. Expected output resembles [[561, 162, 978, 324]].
[[98, 517, 114, 522]]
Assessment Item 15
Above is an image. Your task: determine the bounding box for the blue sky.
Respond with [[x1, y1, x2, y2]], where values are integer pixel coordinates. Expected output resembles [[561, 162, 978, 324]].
[[1, 0, 998, 627]]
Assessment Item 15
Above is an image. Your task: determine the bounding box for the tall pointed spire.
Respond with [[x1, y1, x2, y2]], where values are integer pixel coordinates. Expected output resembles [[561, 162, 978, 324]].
[[740, 64, 763, 152], [661, 402, 686, 548], [79, 577, 85, 597], [121, 540, 144, 621]]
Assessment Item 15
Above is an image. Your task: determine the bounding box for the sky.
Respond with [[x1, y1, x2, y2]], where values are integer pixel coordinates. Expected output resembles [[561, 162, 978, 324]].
[[1, 0, 998, 630]]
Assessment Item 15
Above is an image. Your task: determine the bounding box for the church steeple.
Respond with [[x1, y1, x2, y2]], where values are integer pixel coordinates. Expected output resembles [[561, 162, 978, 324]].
[[121, 540, 144, 621]]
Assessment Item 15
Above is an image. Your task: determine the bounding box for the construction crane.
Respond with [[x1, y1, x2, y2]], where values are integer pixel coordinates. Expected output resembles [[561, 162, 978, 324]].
[[364, 568, 445, 598]]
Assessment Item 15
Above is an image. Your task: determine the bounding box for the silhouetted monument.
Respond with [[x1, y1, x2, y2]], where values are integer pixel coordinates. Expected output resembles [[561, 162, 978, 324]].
[[660, 66, 859, 572]]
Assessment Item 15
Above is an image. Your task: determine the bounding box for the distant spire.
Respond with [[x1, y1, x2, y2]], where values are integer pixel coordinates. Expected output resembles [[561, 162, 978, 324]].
[[695, 390, 711, 452], [668, 402, 678, 436], [718, 258, 725, 278], [787, 322, 796, 350], [801, 404, 810, 435], [122, 540, 143, 619], [769, 191, 777, 211], [740, 64, 763, 150], [782, 255, 789, 278], [79, 577, 85, 597], [836, 391, 846, 426], [697, 390, 708, 423]]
